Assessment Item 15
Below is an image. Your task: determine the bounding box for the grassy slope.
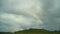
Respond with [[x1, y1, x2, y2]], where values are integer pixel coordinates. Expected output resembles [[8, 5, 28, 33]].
[[0, 29, 60, 34], [15, 29, 60, 34]]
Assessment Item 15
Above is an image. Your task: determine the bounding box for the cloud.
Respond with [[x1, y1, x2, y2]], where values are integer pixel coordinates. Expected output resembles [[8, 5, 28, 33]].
[[0, 0, 60, 32]]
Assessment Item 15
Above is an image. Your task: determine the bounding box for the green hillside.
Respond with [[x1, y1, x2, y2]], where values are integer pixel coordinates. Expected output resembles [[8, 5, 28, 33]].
[[0, 29, 60, 34]]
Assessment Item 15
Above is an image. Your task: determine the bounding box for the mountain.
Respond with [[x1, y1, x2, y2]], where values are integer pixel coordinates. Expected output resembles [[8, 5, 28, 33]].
[[0, 29, 60, 34]]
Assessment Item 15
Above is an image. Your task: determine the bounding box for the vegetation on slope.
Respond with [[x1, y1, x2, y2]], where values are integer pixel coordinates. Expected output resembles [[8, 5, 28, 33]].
[[0, 29, 60, 34]]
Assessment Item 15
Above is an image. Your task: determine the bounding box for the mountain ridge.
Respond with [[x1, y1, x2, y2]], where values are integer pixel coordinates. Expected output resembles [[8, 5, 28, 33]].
[[0, 29, 60, 34]]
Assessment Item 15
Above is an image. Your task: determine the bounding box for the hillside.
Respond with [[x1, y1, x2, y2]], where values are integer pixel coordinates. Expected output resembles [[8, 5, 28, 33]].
[[0, 29, 60, 34]]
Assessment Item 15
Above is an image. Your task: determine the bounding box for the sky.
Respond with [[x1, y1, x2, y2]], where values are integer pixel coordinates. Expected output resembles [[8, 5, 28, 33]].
[[0, 0, 60, 32]]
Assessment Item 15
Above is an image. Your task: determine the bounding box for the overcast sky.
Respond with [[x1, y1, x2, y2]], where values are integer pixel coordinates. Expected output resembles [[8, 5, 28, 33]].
[[0, 0, 60, 32]]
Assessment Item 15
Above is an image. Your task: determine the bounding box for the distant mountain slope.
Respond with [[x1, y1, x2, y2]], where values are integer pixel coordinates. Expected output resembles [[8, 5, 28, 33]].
[[15, 29, 60, 34], [0, 29, 60, 34]]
